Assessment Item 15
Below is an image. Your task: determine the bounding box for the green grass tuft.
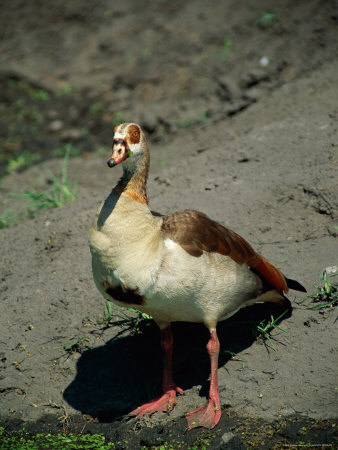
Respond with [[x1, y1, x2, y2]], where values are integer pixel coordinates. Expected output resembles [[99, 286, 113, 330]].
[[217, 37, 232, 63], [0, 427, 115, 449], [253, 310, 288, 349], [8, 146, 77, 216], [101, 300, 152, 334], [257, 11, 277, 28], [0, 208, 15, 229], [6, 152, 39, 174], [63, 337, 86, 353], [300, 269, 338, 310]]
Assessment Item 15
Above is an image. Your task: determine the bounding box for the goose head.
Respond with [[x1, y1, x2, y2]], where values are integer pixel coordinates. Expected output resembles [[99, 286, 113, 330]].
[[107, 123, 148, 172]]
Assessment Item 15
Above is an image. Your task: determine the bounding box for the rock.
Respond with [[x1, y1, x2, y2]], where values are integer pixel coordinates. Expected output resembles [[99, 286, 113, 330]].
[[325, 265, 337, 274], [279, 407, 296, 416], [48, 120, 64, 132], [221, 431, 235, 445], [60, 128, 83, 141]]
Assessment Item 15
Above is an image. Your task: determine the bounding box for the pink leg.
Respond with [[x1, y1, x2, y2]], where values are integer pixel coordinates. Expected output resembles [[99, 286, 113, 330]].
[[186, 329, 221, 430], [131, 325, 183, 416]]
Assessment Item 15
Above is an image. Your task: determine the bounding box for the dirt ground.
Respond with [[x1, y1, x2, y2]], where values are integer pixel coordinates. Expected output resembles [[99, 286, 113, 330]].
[[0, 0, 337, 448]]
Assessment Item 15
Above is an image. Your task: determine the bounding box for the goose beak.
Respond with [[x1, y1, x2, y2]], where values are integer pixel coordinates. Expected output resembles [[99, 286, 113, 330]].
[[107, 139, 128, 168], [107, 157, 116, 168]]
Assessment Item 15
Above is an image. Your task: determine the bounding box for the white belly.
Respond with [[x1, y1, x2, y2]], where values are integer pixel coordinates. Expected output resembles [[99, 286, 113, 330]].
[[140, 240, 261, 327]]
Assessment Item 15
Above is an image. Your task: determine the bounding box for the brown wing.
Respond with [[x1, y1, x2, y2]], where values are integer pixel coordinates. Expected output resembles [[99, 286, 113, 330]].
[[161, 210, 288, 293]]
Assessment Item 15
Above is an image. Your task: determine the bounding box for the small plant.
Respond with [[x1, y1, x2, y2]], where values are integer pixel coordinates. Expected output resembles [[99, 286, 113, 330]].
[[63, 337, 85, 353], [103, 300, 114, 324], [0, 427, 115, 449], [89, 101, 104, 117], [57, 83, 75, 95], [301, 269, 337, 310], [6, 151, 38, 174], [0, 208, 15, 229], [141, 48, 152, 59], [126, 307, 152, 322], [8, 147, 77, 215], [156, 158, 167, 169], [257, 11, 277, 28], [253, 310, 288, 349], [217, 37, 232, 63], [101, 300, 152, 333], [223, 349, 246, 362], [33, 89, 50, 101]]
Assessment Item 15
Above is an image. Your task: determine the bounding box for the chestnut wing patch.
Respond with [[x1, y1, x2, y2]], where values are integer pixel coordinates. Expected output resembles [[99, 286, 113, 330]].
[[161, 210, 288, 293], [161, 210, 257, 263]]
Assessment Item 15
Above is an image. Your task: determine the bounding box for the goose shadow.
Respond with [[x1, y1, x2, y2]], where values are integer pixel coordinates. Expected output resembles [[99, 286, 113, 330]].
[[63, 301, 292, 422]]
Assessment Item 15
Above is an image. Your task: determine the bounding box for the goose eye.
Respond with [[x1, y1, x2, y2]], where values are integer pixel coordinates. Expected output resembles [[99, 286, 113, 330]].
[[129, 126, 140, 143]]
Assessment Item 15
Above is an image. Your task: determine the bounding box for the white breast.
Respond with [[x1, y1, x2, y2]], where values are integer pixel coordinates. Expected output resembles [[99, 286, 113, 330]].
[[90, 193, 164, 295]]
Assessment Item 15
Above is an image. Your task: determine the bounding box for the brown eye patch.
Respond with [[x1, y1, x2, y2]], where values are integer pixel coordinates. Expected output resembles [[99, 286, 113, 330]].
[[128, 124, 140, 144]]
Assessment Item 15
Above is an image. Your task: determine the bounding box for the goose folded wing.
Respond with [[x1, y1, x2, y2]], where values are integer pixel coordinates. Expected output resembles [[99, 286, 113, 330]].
[[161, 210, 289, 293]]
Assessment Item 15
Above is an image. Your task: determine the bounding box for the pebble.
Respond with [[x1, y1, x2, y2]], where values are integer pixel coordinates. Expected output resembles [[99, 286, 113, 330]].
[[259, 56, 270, 67], [48, 120, 64, 132], [325, 265, 337, 274], [279, 407, 296, 416], [61, 128, 83, 141], [221, 431, 235, 444]]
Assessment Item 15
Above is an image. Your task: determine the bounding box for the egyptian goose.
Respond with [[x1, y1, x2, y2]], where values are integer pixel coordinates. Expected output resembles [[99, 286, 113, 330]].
[[89, 123, 306, 430]]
